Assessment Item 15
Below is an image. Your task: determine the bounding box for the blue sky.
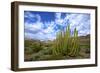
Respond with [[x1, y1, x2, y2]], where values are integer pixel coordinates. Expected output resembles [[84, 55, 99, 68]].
[[24, 11, 90, 41]]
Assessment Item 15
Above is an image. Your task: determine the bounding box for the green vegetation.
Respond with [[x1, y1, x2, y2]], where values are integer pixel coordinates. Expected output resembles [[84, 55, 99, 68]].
[[24, 25, 90, 61], [52, 25, 80, 57]]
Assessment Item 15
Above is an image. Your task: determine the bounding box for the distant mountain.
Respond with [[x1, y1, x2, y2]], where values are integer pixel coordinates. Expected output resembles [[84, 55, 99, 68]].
[[78, 34, 90, 48], [79, 34, 90, 39]]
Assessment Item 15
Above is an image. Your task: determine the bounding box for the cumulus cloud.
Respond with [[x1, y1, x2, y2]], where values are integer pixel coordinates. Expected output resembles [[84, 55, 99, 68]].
[[35, 14, 41, 22], [24, 11, 35, 18], [57, 13, 90, 36], [55, 13, 61, 19], [55, 13, 64, 26], [24, 12, 56, 40], [24, 11, 90, 41]]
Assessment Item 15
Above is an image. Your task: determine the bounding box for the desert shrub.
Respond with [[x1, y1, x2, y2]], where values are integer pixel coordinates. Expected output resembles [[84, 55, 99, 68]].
[[85, 48, 90, 53], [29, 42, 43, 53], [42, 48, 52, 55], [24, 47, 34, 54], [31, 51, 43, 60], [30, 47, 53, 60], [38, 55, 52, 60], [25, 39, 44, 53]]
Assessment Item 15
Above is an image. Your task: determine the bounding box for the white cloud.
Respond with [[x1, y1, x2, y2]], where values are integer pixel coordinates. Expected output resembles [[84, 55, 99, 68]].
[[25, 30, 56, 41], [55, 13, 64, 26], [24, 12, 35, 18], [25, 19, 56, 41], [55, 13, 61, 19], [25, 12, 90, 41], [42, 21, 55, 34], [25, 12, 42, 23], [43, 26, 53, 34], [62, 13, 90, 36], [25, 22, 43, 32], [25, 32, 34, 39], [55, 19, 63, 25], [35, 14, 41, 22]]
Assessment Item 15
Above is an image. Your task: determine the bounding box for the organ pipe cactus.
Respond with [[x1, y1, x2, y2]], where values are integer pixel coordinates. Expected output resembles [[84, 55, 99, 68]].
[[52, 24, 80, 57], [52, 31, 63, 55], [68, 28, 80, 56]]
